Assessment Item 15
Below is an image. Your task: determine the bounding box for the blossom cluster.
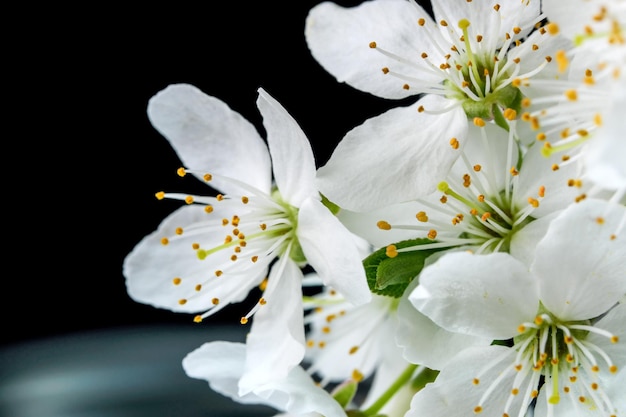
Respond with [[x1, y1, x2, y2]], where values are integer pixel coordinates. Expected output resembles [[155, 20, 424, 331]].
[[123, 1, 626, 416]]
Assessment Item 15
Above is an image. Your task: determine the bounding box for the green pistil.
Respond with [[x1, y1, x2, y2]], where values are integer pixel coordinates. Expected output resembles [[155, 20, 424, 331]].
[[459, 19, 483, 92], [438, 181, 480, 211], [541, 134, 590, 157]]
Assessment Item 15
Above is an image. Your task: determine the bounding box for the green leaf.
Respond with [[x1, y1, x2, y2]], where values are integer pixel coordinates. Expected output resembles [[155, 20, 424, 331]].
[[363, 238, 444, 298]]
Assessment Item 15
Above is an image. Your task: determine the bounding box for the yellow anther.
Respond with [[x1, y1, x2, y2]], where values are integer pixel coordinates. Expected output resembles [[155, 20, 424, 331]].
[[377, 220, 392, 230], [532, 44, 539, 51], [510, 167, 519, 176], [421, 52, 428, 58], [178, 299, 187, 305], [546, 22, 559, 35], [556, 50, 569, 73], [175, 227, 183, 235], [416, 211, 429, 222], [427, 229, 438, 240], [259, 297, 267, 305], [155, 191, 165, 200], [481, 212, 492, 222], [538, 186, 545, 198], [251, 255, 258, 263], [386, 244, 398, 258], [352, 369, 364, 382], [241, 196, 249, 204], [596, 217, 605, 224], [472, 378, 480, 385], [474, 405, 483, 413], [177, 167, 186, 177], [473, 117, 485, 127], [403, 84, 410, 90], [450, 137, 460, 149], [193, 315, 203, 323], [240, 317, 248, 324], [565, 89, 578, 101], [610, 365, 618, 373], [440, 20, 448, 27], [216, 194, 224, 201], [185, 195, 194, 204], [204, 205, 213, 213], [382, 67, 389, 74], [172, 277, 182, 285], [511, 388, 519, 395], [212, 298, 219, 305], [611, 335, 619, 343], [215, 270, 223, 277], [161, 237, 169, 245], [259, 278, 268, 291], [418, 105, 425, 113], [477, 195, 485, 202], [418, 18, 425, 26], [528, 197, 539, 208], [369, 41, 377, 48], [503, 108, 517, 120], [349, 346, 359, 355], [594, 113, 602, 126], [473, 164, 481, 172], [551, 164, 559, 171], [203, 173, 212, 182], [534, 316, 543, 325], [513, 27, 521, 34], [195, 284, 202, 291], [536, 132, 546, 141]]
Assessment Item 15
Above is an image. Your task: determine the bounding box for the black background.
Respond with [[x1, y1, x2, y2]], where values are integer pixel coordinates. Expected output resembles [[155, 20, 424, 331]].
[[5, 1, 432, 348]]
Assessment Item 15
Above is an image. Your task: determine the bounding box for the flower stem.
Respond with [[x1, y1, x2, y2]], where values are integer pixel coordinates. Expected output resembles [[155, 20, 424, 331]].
[[362, 364, 419, 416]]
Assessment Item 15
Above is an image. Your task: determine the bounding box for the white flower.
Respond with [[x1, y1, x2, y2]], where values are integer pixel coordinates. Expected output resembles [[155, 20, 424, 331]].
[[306, 0, 568, 211], [520, 0, 626, 198], [182, 341, 347, 417], [123, 83, 371, 394], [408, 198, 626, 417], [338, 121, 583, 266]]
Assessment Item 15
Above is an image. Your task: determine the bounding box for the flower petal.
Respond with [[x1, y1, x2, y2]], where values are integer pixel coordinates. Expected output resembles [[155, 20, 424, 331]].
[[256, 88, 318, 207], [406, 345, 525, 417], [305, 0, 441, 99], [410, 251, 539, 340], [316, 95, 468, 212], [396, 278, 491, 370], [183, 341, 347, 416], [238, 257, 306, 395], [532, 198, 626, 320], [147, 83, 272, 194], [297, 197, 371, 305]]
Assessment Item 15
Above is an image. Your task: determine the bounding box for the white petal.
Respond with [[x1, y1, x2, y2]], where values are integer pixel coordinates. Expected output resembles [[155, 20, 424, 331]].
[[510, 212, 559, 267], [305, 0, 441, 99], [256, 88, 318, 207], [238, 257, 306, 395], [396, 278, 491, 370], [406, 346, 525, 417], [588, 301, 626, 373], [297, 197, 371, 305], [433, 0, 540, 43], [183, 341, 347, 416], [147, 83, 272, 194], [532, 198, 626, 320], [410, 251, 539, 340], [182, 341, 263, 405], [514, 142, 581, 218], [124, 205, 266, 313], [584, 79, 626, 192], [316, 95, 468, 212]]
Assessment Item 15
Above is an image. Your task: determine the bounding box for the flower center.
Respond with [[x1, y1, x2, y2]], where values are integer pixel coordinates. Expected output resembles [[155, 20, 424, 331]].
[[472, 311, 620, 417], [156, 168, 303, 320], [377, 125, 544, 254]]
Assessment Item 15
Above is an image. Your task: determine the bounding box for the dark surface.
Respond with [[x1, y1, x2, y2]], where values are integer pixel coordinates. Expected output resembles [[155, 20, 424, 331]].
[[0, 325, 275, 417]]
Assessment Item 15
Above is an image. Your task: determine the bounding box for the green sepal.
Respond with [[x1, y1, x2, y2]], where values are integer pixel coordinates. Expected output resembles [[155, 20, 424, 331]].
[[346, 411, 386, 417], [331, 380, 358, 409], [363, 238, 444, 298], [321, 193, 341, 215], [411, 367, 439, 391]]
